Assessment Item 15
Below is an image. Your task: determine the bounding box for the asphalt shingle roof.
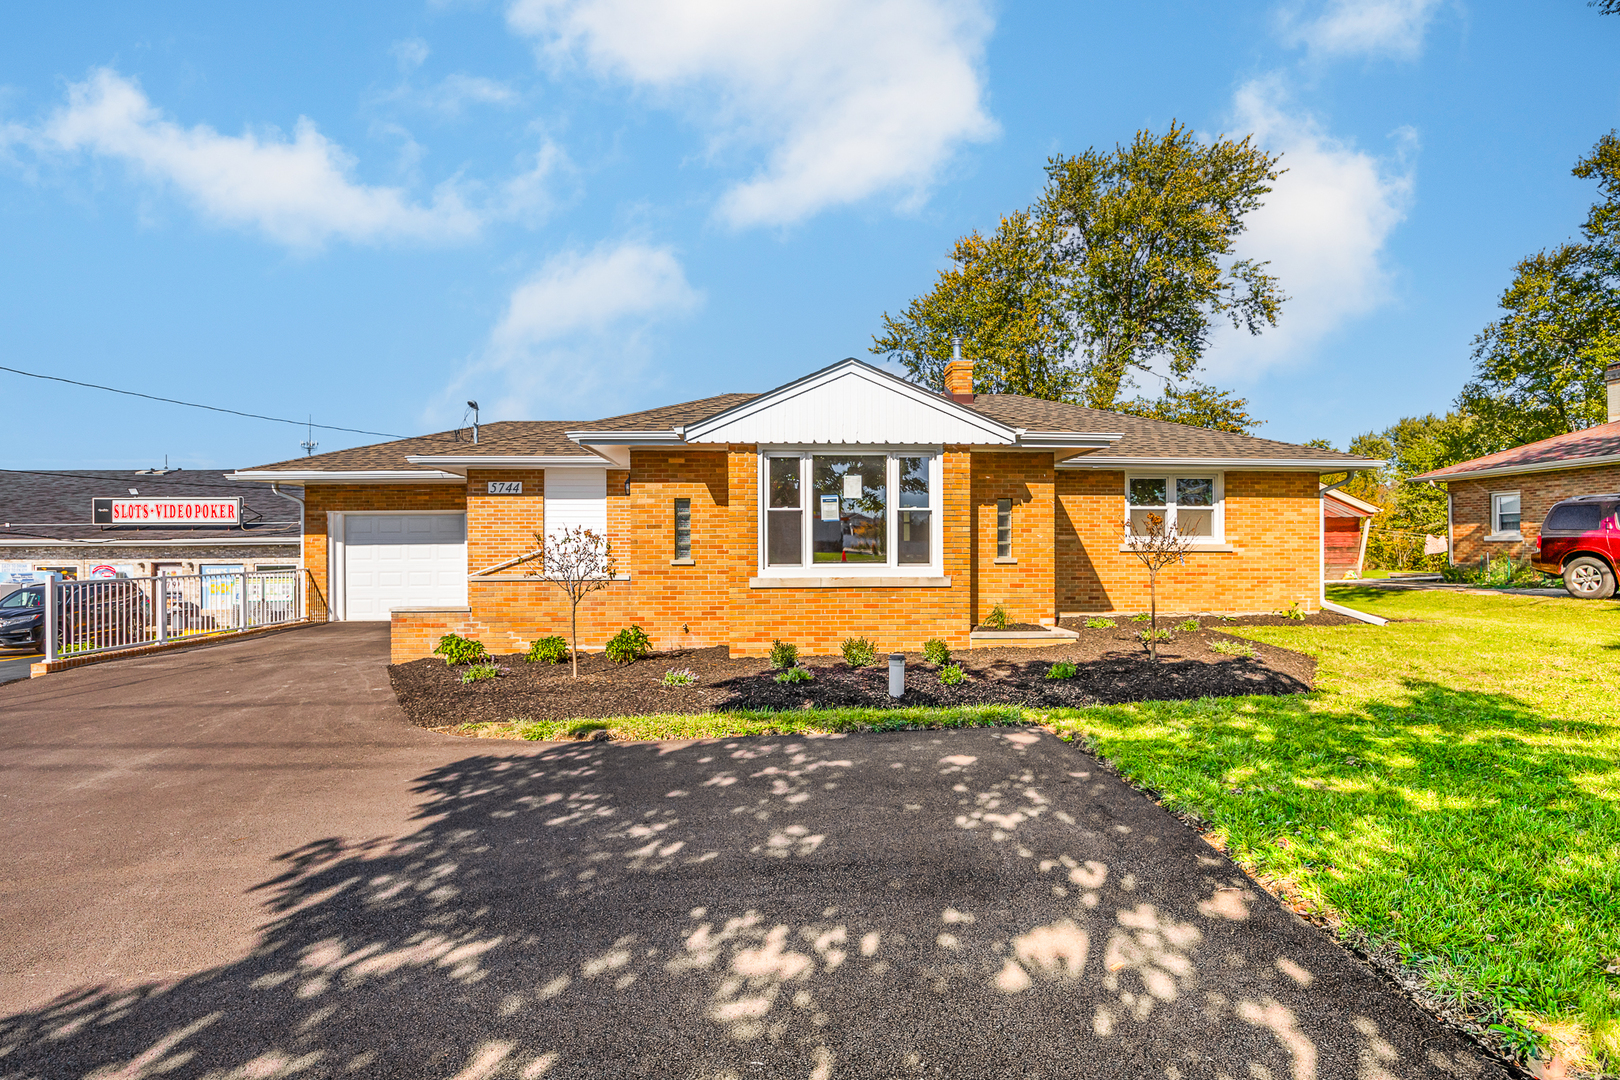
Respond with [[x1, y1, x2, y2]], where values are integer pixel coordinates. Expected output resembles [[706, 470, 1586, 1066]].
[[965, 395, 1374, 464], [0, 470, 302, 543], [1412, 420, 1620, 480], [237, 386, 1372, 475]]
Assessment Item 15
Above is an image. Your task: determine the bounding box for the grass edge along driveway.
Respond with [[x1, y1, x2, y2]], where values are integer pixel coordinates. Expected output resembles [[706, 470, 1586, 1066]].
[[468, 587, 1619, 1075]]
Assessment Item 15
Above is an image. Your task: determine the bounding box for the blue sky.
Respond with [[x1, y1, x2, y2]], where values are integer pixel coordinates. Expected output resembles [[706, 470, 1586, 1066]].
[[1, 1, 1616, 470]]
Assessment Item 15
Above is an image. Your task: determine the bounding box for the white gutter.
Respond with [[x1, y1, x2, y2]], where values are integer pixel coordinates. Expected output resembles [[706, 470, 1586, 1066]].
[[1061, 456, 1387, 470], [227, 470, 463, 484], [404, 454, 613, 470], [272, 483, 306, 571]]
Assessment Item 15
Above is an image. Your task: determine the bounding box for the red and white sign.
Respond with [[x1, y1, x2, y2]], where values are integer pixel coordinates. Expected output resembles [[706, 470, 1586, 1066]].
[[98, 498, 241, 524]]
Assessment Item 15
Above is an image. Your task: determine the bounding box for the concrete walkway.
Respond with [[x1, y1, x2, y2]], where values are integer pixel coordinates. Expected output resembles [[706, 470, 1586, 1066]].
[[0, 624, 1504, 1078]]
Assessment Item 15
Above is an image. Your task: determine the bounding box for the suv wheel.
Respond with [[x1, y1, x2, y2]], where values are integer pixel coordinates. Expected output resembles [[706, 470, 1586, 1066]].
[[1563, 556, 1617, 600]]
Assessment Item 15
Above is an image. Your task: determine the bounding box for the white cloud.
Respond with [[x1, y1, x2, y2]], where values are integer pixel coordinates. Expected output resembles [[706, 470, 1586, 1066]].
[[391, 37, 432, 71], [429, 74, 520, 113], [443, 242, 704, 420], [1198, 78, 1413, 381], [506, 0, 997, 228], [37, 68, 480, 248], [1278, 0, 1442, 60]]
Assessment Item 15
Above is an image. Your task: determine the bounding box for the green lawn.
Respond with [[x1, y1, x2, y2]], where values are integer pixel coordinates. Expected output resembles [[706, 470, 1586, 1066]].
[[487, 587, 1620, 1071], [1051, 586, 1620, 1072]]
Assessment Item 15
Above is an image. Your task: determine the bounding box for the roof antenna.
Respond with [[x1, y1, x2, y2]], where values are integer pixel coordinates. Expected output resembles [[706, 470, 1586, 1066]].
[[468, 401, 479, 445], [301, 415, 318, 457]]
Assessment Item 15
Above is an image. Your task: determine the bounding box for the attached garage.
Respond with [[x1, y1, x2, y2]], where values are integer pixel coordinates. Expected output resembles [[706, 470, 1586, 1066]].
[[336, 513, 467, 621]]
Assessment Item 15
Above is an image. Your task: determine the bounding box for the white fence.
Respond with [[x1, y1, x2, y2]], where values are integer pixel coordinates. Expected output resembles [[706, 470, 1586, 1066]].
[[42, 571, 306, 662]]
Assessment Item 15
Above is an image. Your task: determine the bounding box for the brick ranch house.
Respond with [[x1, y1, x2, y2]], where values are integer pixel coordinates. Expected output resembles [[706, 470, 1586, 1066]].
[[1412, 362, 1620, 568], [230, 358, 1380, 662]]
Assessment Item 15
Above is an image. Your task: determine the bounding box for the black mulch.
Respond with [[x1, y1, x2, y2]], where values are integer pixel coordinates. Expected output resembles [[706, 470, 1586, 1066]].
[[389, 620, 1334, 730]]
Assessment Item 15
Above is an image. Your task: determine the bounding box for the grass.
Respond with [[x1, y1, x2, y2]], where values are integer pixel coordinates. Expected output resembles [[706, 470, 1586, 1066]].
[[1046, 586, 1620, 1071], [443, 587, 1620, 1070]]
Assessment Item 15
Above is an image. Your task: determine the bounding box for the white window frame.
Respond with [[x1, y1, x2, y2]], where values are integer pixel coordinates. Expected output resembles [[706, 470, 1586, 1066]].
[[1487, 490, 1523, 541], [1122, 472, 1227, 547], [756, 447, 943, 576]]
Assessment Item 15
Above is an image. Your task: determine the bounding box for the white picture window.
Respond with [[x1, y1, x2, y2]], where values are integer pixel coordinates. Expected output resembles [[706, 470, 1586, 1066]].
[[1125, 474, 1223, 541], [1490, 492, 1522, 537], [761, 451, 939, 572]]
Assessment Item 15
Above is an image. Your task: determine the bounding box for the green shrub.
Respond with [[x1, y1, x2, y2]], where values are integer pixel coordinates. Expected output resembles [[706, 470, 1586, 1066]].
[[434, 633, 487, 665], [526, 635, 568, 664], [983, 604, 1008, 630], [1441, 555, 1560, 588], [938, 663, 965, 686], [922, 638, 951, 666], [1130, 612, 1152, 623], [461, 663, 499, 683], [1178, 618, 1200, 632], [605, 624, 652, 664], [840, 636, 877, 667], [662, 667, 697, 686], [1045, 660, 1077, 680], [1137, 628, 1172, 644], [769, 639, 799, 670], [775, 665, 814, 684], [1083, 616, 1116, 629], [1209, 639, 1256, 659], [1279, 602, 1305, 621]]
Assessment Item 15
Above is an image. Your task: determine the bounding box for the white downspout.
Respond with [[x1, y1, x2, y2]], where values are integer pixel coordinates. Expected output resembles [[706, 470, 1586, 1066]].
[[271, 483, 311, 620]]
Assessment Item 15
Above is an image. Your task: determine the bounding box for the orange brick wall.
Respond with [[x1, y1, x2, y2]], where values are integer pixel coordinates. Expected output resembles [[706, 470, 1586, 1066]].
[[1448, 464, 1620, 566], [466, 470, 545, 572], [971, 452, 1055, 626], [723, 447, 974, 657], [303, 484, 468, 620], [1056, 470, 1321, 615]]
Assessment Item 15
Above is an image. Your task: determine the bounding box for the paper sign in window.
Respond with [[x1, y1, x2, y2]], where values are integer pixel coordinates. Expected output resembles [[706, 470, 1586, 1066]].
[[820, 495, 840, 521], [842, 474, 862, 499]]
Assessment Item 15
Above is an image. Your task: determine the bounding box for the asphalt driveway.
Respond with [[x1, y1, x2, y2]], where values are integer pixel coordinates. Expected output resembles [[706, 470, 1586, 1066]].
[[0, 625, 1504, 1078]]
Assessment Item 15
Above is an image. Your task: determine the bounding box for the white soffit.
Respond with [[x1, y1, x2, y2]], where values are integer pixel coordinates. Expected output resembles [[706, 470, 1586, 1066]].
[[684, 360, 1016, 445]]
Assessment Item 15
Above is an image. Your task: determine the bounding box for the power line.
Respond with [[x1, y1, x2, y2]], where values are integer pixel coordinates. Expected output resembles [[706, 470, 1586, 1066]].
[[0, 365, 407, 439]]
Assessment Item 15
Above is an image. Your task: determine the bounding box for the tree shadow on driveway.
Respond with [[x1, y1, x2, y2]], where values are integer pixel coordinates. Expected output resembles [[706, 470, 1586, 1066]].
[[0, 730, 1504, 1079]]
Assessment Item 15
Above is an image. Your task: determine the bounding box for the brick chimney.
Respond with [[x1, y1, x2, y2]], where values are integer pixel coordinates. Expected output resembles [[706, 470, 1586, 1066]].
[[1608, 361, 1620, 424], [943, 336, 975, 403]]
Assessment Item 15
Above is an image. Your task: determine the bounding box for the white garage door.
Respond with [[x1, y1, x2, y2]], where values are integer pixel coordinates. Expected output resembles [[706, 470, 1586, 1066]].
[[343, 514, 467, 621]]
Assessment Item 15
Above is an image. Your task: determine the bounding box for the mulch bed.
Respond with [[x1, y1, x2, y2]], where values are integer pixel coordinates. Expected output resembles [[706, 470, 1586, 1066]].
[[389, 621, 1327, 730]]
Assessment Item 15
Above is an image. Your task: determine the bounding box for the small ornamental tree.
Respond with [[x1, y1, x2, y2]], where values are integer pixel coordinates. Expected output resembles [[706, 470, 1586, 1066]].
[[526, 526, 616, 677], [1123, 512, 1193, 663]]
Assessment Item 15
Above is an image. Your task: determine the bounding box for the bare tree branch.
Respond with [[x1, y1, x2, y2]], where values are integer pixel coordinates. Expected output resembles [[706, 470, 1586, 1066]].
[[1122, 513, 1193, 662], [526, 527, 617, 677]]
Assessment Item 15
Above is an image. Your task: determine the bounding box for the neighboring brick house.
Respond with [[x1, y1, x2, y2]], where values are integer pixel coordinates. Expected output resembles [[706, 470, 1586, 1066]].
[[1412, 363, 1620, 568], [230, 357, 1379, 661]]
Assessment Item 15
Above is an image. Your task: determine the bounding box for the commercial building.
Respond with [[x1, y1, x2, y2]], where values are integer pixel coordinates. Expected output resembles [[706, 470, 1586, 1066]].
[[230, 356, 1378, 662], [0, 469, 302, 591]]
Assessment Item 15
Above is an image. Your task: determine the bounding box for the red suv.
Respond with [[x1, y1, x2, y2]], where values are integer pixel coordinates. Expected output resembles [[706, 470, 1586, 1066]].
[[1532, 494, 1620, 599]]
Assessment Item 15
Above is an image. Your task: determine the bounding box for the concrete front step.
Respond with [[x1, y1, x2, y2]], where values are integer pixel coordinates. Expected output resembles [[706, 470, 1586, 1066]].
[[968, 626, 1080, 648]]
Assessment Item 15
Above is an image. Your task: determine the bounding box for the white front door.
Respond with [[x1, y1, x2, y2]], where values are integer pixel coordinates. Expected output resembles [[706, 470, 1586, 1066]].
[[343, 514, 467, 620]]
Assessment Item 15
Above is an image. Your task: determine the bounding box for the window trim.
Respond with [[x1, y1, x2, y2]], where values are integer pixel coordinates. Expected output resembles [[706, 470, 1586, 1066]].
[[1486, 490, 1523, 542], [1121, 472, 1227, 549], [755, 447, 943, 578]]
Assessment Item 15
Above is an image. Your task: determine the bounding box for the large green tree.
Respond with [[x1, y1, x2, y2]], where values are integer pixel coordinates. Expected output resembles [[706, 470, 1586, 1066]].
[[1456, 132, 1620, 454], [873, 123, 1286, 418]]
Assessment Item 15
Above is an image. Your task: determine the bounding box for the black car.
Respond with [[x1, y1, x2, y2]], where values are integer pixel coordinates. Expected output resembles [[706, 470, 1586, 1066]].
[[0, 585, 44, 651]]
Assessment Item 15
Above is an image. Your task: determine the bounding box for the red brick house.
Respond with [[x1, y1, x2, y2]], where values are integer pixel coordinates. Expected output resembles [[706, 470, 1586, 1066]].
[[231, 357, 1379, 661], [1412, 362, 1620, 568]]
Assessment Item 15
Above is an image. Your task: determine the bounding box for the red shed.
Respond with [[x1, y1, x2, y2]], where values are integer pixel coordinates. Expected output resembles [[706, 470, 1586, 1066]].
[[1323, 486, 1378, 579]]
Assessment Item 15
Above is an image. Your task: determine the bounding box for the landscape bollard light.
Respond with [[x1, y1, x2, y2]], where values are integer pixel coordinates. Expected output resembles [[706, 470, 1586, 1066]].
[[889, 652, 905, 698]]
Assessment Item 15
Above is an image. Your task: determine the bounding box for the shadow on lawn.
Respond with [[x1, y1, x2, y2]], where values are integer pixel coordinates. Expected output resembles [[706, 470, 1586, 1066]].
[[0, 732, 1501, 1079]]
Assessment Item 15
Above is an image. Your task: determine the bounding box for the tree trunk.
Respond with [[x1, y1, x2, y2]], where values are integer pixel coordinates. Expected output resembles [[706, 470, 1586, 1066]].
[[1148, 570, 1158, 663], [570, 599, 579, 678]]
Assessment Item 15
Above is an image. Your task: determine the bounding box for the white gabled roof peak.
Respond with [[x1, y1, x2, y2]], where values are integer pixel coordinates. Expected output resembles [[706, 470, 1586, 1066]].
[[683, 357, 1018, 446]]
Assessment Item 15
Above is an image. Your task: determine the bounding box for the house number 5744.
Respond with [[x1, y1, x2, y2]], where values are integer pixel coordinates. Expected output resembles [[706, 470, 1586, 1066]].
[[487, 482, 523, 495]]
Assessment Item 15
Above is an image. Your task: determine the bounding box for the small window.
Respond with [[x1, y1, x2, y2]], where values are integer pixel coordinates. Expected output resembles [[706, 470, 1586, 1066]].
[[898, 456, 931, 565], [996, 499, 1012, 558], [1125, 474, 1222, 540], [766, 457, 803, 566], [1491, 493, 1522, 536], [673, 498, 692, 560]]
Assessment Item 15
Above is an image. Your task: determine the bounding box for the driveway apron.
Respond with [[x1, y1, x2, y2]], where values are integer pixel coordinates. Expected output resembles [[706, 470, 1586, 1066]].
[[0, 624, 1505, 1078]]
